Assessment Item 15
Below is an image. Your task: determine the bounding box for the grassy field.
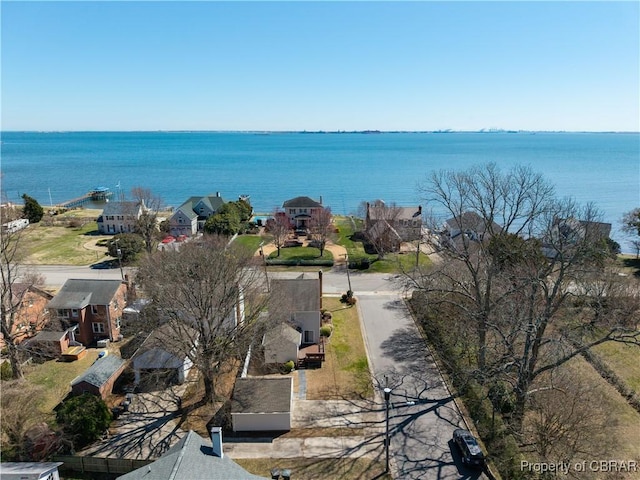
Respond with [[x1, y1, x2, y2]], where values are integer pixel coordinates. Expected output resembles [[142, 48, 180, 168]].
[[305, 297, 373, 400], [18, 209, 111, 265], [592, 341, 640, 392]]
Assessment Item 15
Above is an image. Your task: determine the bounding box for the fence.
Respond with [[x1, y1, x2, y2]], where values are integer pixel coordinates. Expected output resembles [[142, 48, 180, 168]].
[[53, 455, 152, 475]]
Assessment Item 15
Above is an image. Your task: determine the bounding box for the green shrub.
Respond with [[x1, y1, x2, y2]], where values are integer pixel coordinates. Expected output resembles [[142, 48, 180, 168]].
[[56, 393, 112, 449], [0, 361, 13, 380], [283, 360, 295, 373], [320, 325, 333, 337]]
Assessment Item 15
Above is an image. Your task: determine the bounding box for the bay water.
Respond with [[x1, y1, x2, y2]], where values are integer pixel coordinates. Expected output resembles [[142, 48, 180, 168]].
[[1, 131, 638, 250]]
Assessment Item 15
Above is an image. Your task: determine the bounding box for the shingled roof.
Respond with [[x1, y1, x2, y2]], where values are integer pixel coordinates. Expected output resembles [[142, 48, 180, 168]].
[[47, 279, 123, 309], [231, 377, 293, 414], [117, 430, 266, 480], [71, 355, 126, 388], [282, 196, 322, 208]]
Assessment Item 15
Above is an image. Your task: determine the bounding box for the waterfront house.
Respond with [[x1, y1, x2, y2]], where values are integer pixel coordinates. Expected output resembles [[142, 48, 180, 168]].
[[168, 193, 225, 237], [0, 284, 53, 349], [365, 200, 422, 251], [442, 211, 502, 243], [47, 279, 128, 346], [97, 201, 144, 234], [282, 196, 325, 229]]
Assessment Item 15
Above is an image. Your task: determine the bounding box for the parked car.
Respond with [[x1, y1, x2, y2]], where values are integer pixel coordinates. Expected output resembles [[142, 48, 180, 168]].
[[453, 429, 485, 468]]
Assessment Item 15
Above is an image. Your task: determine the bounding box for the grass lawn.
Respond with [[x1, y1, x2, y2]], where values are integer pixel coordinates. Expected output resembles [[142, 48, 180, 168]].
[[21, 220, 110, 266], [592, 341, 640, 392], [268, 245, 333, 262], [305, 297, 373, 400], [236, 457, 391, 480], [233, 234, 272, 254], [335, 216, 431, 274], [24, 349, 100, 413]]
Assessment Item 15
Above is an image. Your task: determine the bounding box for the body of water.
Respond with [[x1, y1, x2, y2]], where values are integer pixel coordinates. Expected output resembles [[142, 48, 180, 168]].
[[1, 131, 638, 250]]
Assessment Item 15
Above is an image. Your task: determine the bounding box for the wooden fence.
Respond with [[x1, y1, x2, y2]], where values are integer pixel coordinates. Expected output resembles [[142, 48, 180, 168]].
[[53, 454, 152, 475]]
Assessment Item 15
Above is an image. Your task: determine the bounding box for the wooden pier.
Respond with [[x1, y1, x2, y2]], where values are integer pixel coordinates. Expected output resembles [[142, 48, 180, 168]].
[[58, 187, 113, 209]]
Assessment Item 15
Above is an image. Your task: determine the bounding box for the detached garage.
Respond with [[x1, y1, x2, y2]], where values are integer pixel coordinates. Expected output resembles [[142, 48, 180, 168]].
[[231, 377, 293, 432]]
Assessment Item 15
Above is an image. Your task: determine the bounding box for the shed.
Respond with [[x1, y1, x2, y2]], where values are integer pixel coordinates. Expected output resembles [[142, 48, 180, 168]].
[[231, 377, 293, 432], [263, 323, 301, 364], [71, 355, 126, 399]]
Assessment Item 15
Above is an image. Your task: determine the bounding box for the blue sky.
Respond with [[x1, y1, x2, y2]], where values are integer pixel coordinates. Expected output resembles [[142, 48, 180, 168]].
[[2, 1, 638, 132]]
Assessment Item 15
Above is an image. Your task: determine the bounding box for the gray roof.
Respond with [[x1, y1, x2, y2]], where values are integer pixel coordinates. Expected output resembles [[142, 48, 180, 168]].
[[132, 323, 195, 369], [116, 430, 267, 480], [47, 279, 123, 309], [99, 201, 140, 217], [445, 211, 502, 235], [231, 377, 292, 414], [71, 355, 126, 388], [271, 274, 321, 312], [282, 196, 322, 208], [263, 323, 301, 348], [175, 194, 226, 218], [29, 330, 68, 342], [368, 202, 422, 221]]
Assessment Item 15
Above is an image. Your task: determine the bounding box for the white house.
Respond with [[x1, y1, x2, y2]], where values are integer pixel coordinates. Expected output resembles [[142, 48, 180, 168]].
[[168, 193, 225, 237], [97, 201, 144, 234]]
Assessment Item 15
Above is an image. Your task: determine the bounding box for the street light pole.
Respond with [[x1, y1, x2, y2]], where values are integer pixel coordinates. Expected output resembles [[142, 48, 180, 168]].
[[344, 254, 352, 293], [114, 238, 124, 281], [384, 387, 392, 473], [259, 242, 270, 292]]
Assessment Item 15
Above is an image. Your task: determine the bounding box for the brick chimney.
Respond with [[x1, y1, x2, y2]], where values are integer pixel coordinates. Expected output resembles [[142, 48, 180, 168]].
[[210, 427, 223, 458]]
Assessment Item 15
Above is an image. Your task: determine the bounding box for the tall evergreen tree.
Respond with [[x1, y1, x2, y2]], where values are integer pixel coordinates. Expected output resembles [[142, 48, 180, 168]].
[[21, 194, 43, 223]]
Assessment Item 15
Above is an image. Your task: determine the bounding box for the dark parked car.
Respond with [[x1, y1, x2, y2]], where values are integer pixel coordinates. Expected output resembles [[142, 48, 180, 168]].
[[453, 429, 486, 468]]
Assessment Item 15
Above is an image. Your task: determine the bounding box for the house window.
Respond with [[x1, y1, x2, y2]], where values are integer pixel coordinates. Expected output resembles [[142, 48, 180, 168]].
[[304, 330, 315, 343], [92, 323, 105, 334], [91, 305, 98, 314], [289, 209, 295, 215], [57, 309, 68, 318], [116, 317, 121, 329], [71, 309, 79, 318]]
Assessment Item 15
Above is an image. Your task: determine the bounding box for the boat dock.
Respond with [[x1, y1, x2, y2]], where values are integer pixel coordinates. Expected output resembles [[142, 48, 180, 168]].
[[58, 187, 113, 209]]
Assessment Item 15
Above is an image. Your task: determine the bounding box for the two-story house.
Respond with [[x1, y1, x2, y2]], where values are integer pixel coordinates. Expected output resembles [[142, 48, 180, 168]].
[[0, 284, 53, 349], [46, 279, 128, 345], [168, 193, 226, 237], [282, 196, 325, 230], [365, 200, 422, 251], [97, 201, 145, 234]]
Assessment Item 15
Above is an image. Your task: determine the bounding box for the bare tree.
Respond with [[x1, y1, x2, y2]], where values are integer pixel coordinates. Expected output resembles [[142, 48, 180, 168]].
[[410, 164, 640, 432], [131, 186, 163, 254], [266, 209, 291, 257], [622, 207, 640, 258], [0, 381, 48, 459], [523, 368, 614, 479], [0, 211, 42, 379], [309, 206, 334, 256], [364, 200, 403, 258], [135, 235, 272, 404]]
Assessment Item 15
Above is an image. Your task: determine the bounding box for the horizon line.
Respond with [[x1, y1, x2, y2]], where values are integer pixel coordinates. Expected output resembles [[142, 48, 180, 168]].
[[2, 129, 639, 134]]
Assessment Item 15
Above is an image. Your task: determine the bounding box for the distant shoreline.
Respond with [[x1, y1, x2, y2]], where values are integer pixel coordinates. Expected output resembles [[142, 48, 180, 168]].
[[2, 130, 639, 135]]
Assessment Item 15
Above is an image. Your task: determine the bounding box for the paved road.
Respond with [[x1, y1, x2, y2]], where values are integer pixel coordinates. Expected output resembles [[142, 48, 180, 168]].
[[31, 263, 487, 478]]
